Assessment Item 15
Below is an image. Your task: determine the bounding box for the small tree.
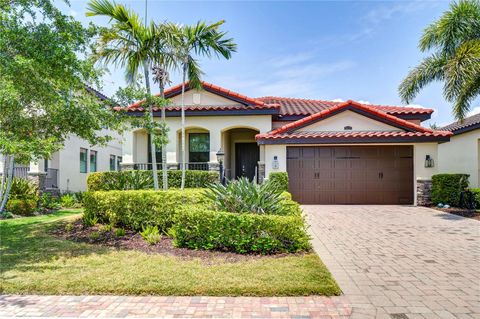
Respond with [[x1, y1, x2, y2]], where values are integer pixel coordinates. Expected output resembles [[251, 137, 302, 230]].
[[0, 0, 123, 212]]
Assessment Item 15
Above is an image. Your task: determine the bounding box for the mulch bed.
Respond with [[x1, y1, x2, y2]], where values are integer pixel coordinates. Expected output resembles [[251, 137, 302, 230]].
[[50, 219, 305, 263], [433, 207, 480, 221]]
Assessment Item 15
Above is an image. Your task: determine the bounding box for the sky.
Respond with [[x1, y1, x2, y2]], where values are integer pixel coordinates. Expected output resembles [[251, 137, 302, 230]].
[[61, 0, 479, 127]]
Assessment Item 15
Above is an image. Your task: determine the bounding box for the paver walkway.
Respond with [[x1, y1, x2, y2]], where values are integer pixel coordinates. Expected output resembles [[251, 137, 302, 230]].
[[0, 295, 351, 318], [304, 205, 480, 319]]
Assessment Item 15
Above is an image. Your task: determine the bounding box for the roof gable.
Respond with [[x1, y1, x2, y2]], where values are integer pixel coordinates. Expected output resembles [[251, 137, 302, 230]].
[[299, 110, 403, 133], [266, 100, 434, 136], [440, 113, 480, 135]]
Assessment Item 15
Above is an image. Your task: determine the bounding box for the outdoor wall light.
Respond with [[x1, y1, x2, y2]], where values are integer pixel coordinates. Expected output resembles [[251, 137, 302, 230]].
[[272, 156, 280, 169], [216, 148, 225, 164], [425, 155, 434, 168]]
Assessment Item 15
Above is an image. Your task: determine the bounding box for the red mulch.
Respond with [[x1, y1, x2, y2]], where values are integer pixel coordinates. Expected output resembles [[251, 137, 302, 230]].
[[50, 220, 306, 263], [433, 207, 480, 221]]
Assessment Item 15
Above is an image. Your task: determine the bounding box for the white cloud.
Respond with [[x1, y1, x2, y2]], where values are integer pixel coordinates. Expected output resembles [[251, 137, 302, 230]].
[[331, 98, 344, 102], [269, 52, 315, 68], [357, 100, 371, 105], [406, 103, 428, 109], [467, 106, 480, 117], [68, 9, 78, 17]]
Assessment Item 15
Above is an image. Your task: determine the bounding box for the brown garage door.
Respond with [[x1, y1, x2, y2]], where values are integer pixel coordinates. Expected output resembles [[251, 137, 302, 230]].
[[287, 146, 413, 204]]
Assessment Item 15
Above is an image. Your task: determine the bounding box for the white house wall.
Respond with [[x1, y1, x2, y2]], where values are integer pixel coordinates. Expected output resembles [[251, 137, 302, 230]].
[[57, 131, 123, 192], [438, 129, 480, 187], [300, 111, 402, 132], [168, 89, 243, 106]]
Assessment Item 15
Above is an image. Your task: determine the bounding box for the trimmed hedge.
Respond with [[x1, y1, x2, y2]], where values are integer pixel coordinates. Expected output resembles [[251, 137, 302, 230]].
[[268, 172, 289, 192], [431, 174, 470, 207], [171, 206, 311, 254], [470, 188, 480, 208], [83, 189, 211, 231], [87, 170, 219, 191], [6, 199, 37, 216]]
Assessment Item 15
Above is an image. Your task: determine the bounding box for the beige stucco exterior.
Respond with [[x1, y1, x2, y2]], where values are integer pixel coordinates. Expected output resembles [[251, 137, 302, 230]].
[[301, 111, 402, 132], [438, 129, 480, 187]]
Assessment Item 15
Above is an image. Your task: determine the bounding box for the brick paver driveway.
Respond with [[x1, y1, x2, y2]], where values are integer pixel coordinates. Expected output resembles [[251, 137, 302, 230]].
[[304, 205, 480, 319]]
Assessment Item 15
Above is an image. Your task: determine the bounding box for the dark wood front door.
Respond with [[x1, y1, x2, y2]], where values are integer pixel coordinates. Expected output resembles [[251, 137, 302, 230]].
[[287, 146, 413, 204], [235, 143, 260, 181]]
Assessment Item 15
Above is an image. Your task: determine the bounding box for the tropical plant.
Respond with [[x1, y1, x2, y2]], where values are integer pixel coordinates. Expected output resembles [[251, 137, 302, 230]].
[[0, 0, 122, 213], [9, 178, 38, 200], [38, 193, 60, 211], [60, 194, 76, 208], [399, 0, 480, 119], [86, 0, 164, 190], [204, 177, 289, 215], [114, 228, 126, 237], [140, 225, 161, 245], [168, 21, 237, 189], [82, 213, 98, 228]]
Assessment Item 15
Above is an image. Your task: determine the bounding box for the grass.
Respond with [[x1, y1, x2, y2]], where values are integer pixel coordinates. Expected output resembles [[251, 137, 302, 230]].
[[0, 210, 341, 296]]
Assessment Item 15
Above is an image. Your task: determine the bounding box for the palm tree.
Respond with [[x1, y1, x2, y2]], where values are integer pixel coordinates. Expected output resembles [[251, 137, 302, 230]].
[[170, 21, 237, 189], [151, 24, 179, 190], [399, 0, 480, 120], [86, 0, 160, 189]]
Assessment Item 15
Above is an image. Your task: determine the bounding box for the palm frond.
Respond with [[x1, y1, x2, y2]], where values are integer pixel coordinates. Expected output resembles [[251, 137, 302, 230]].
[[398, 54, 447, 103], [453, 74, 480, 119]]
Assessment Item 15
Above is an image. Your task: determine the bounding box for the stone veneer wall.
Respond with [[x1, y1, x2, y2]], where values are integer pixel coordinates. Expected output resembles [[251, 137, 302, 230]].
[[416, 179, 432, 206]]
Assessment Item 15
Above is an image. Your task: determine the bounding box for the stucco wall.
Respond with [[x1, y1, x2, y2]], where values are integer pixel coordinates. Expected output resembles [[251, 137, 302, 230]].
[[438, 129, 480, 187], [123, 115, 272, 165], [168, 89, 243, 106], [56, 131, 123, 192], [264, 143, 439, 205], [301, 111, 402, 132]]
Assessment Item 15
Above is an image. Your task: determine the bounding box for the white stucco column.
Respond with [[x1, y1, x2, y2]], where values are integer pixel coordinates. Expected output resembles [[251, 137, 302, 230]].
[[209, 128, 222, 163], [166, 128, 177, 164], [122, 129, 135, 165]]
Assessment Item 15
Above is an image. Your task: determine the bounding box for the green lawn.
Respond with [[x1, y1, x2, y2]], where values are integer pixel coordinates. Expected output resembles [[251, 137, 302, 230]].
[[0, 210, 341, 296]]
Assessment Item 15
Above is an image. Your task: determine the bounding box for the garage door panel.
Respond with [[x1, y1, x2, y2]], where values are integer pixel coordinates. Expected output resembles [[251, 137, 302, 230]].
[[287, 146, 413, 204]]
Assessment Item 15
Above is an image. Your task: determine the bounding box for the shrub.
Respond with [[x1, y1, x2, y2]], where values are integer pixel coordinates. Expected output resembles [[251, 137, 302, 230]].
[[65, 223, 74, 232], [140, 225, 161, 245], [82, 214, 98, 228], [1, 211, 14, 219], [9, 178, 38, 200], [205, 177, 293, 215], [99, 224, 112, 232], [5, 199, 37, 216], [268, 172, 289, 192], [114, 228, 126, 237], [39, 193, 60, 210], [431, 174, 470, 207], [60, 194, 76, 208], [89, 231, 100, 240], [87, 170, 219, 191], [83, 189, 210, 231], [172, 206, 311, 254], [468, 188, 480, 208]]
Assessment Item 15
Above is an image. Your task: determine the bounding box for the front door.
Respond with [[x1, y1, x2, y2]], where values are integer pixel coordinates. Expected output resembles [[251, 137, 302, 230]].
[[235, 143, 259, 181]]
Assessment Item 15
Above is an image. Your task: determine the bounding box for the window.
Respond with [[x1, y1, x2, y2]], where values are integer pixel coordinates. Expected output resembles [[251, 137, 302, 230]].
[[90, 150, 97, 172], [80, 148, 88, 173], [116, 156, 122, 171], [110, 155, 116, 171], [189, 133, 210, 163]]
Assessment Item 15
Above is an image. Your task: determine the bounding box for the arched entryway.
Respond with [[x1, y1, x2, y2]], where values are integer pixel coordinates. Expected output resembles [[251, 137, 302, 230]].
[[221, 127, 260, 181]]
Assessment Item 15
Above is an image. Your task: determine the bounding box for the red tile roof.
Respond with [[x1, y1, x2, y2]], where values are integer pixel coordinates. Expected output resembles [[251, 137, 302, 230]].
[[126, 81, 274, 112], [257, 96, 433, 117], [124, 82, 434, 118], [256, 100, 451, 143], [440, 112, 480, 135]]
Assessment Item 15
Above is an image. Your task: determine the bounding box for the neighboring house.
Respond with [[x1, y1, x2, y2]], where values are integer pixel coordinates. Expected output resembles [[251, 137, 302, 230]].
[[0, 131, 123, 192], [438, 113, 480, 188], [0, 86, 123, 193], [121, 81, 452, 205]]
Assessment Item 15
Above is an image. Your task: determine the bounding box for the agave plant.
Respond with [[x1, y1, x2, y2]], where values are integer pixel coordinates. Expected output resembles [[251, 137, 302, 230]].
[[204, 177, 287, 215]]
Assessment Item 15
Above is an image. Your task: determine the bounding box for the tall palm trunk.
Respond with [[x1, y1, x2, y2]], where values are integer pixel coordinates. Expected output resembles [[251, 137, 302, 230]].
[[159, 79, 168, 190], [180, 61, 187, 190], [143, 61, 159, 190], [0, 155, 15, 213]]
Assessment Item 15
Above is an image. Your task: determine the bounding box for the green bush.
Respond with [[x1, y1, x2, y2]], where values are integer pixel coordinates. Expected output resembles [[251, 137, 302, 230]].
[[39, 193, 60, 210], [204, 177, 294, 215], [9, 178, 38, 200], [268, 172, 289, 192], [5, 199, 37, 216], [172, 206, 311, 254], [140, 225, 161, 245], [83, 189, 211, 231], [87, 170, 219, 191], [431, 174, 470, 207], [469, 188, 480, 208], [60, 194, 76, 208], [114, 228, 126, 237]]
